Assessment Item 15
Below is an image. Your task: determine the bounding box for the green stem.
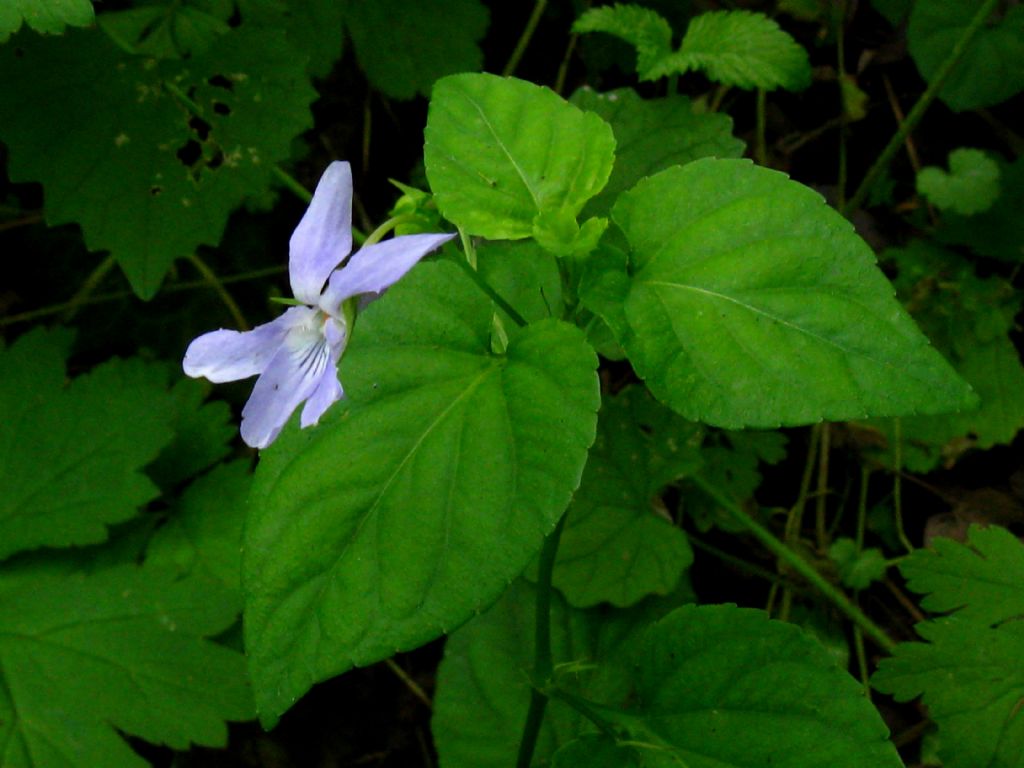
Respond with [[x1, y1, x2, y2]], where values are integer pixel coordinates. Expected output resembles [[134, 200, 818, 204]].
[[272, 165, 313, 205], [186, 253, 249, 330], [815, 423, 831, 550], [689, 475, 897, 653], [61, 255, 117, 322], [755, 88, 768, 166], [843, 0, 1002, 215], [363, 214, 417, 247], [503, 0, 548, 77], [892, 418, 914, 553], [546, 687, 618, 738], [164, 80, 204, 117], [1, 266, 289, 328], [384, 658, 432, 709], [515, 513, 567, 768], [458, 227, 478, 270], [452, 254, 528, 328]]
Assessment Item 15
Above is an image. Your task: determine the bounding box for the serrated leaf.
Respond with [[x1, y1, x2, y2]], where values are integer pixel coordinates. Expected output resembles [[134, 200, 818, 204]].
[[239, 0, 345, 76], [917, 148, 1000, 215], [654, 10, 811, 90], [0, 0, 94, 41], [0, 565, 254, 766], [877, 618, 1024, 768], [424, 73, 615, 245], [146, 460, 251, 603], [243, 261, 599, 726], [433, 578, 690, 768], [571, 87, 744, 218], [0, 27, 315, 298], [899, 525, 1024, 626], [572, 4, 674, 78], [602, 605, 903, 767], [873, 527, 1024, 768], [342, 0, 487, 99], [554, 387, 700, 608], [608, 159, 976, 428], [98, 4, 229, 58], [908, 1, 1024, 112], [0, 329, 175, 560]]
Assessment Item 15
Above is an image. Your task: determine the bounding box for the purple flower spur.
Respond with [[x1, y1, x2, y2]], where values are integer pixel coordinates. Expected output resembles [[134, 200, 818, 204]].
[[183, 161, 454, 448]]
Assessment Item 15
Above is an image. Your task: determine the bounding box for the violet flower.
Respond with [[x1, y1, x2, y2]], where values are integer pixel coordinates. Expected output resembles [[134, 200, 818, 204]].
[[183, 161, 454, 448]]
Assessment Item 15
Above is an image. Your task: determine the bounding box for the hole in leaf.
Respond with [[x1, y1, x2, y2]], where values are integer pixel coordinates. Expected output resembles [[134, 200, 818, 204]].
[[207, 150, 224, 170], [150, 185, 163, 196], [176, 140, 202, 167], [188, 116, 211, 141], [226, 6, 242, 27], [212, 101, 231, 116], [208, 74, 234, 91]]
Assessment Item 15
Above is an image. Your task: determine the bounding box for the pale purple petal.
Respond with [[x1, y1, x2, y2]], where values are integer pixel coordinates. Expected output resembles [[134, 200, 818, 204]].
[[300, 318, 347, 427], [239, 325, 334, 449], [289, 161, 354, 304], [319, 232, 455, 311], [182, 307, 310, 383]]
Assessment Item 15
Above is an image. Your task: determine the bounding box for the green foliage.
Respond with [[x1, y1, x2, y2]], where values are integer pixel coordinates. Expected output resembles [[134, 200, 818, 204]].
[[432, 578, 688, 768], [908, 0, 1024, 112], [243, 261, 599, 726], [475, 240, 564, 323], [0, 0, 94, 41], [938, 158, 1024, 262], [829, 538, 888, 590], [571, 87, 744, 217], [343, 0, 488, 99], [872, 241, 1024, 470], [683, 429, 789, 533], [0, 328, 176, 560], [584, 605, 902, 767], [873, 526, 1024, 768], [146, 377, 234, 490], [590, 159, 976, 428], [553, 387, 700, 608], [146, 459, 251, 606], [917, 148, 1001, 215], [0, 26, 315, 298], [572, 4, 673, 79], [425, 73, 615, 256], [575, 6, 811, 91], [0, 564, 254, 766]]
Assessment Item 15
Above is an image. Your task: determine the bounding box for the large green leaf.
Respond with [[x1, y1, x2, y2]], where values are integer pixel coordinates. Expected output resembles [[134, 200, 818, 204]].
[[554, 387, 699, 608], [601, 159, 976, 428], [343, 0, 488, 99], [0, 329, 175, 560], [595, 605, 903, 767], [873, 526, 1024, 768], [571, 87, 744, 218], [244, 261, 599, 726], [0, 0, 93, 41], [0, 564, 254, 767], [0, 27, 315, 298], [424, 73, 615, 251], [908, 0, 1024, 112]]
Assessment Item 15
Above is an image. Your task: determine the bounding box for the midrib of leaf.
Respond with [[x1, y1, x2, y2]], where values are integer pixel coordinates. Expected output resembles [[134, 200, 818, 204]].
[[268, 361, 502, 653], [464, 93, 541, 210], [643, 280, 941, 388]]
